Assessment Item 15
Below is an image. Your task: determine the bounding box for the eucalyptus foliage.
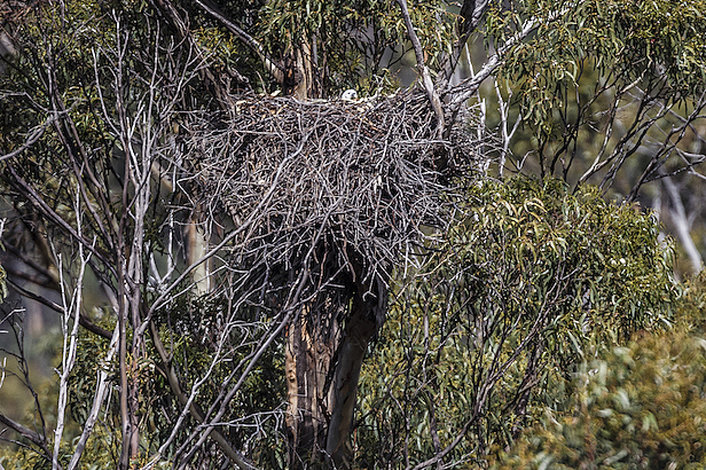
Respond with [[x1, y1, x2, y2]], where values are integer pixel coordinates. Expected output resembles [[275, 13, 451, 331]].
[[493, 325, 706, 469], [357, 177, 678, 467], [490, 0, 706, 132]]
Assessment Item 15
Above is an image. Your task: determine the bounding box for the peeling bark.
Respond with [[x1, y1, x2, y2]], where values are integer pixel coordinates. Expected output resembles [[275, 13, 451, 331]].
[[286, 305, 337, 467], [293, 41, 314, 99], [286, 278, 385, 469]]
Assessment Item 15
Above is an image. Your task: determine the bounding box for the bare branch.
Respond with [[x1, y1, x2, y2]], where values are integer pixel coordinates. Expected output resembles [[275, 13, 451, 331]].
[[192, 0, 284, 83], [441, 0, 490, 82], [662, 176, 703, 275], [53, 226, 93, 470], [0, 114, 55, 162], [0, 414, 47, 453], [446, 6, 572, 110], [145, 321, 258, 470], [395, 0, 445, 135]]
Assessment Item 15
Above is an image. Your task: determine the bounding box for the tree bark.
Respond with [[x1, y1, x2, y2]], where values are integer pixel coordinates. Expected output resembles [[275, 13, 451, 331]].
[[285, 278, 385, 469], [285, 305, 337, 468], [292, 40, 315, 99], [185, 217, 211, 295], [325, 285, 381, 467]]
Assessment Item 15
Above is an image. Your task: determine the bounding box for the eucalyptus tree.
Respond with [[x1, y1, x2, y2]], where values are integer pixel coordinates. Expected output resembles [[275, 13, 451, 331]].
[[493, 314, 706, 469], [0, 1, 704, 469], [357, 177, 679, 468], [477, 0, 706, 272], [0, 1, 481, 468]]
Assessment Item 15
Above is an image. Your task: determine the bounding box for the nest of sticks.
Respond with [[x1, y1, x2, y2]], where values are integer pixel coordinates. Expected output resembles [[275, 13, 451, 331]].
[[184, 89, 484, 307]]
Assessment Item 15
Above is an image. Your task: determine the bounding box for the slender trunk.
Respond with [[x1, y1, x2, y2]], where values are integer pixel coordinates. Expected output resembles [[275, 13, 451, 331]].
[[128, 322, 144, 465], [118, 133, 150, 468], [325, 288, 380, 467], [118, 282, 131, 469], [117, 195, 130, 469], [118, 271, 145, 469], [186, 216, 211, 295]]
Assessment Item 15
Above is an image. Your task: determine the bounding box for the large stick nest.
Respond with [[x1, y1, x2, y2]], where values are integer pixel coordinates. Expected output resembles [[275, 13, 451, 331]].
[[184, 89, 484, 300]]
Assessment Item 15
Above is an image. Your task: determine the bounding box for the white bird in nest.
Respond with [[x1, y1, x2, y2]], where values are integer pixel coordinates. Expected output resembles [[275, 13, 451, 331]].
[[341, 89, 358, 101]]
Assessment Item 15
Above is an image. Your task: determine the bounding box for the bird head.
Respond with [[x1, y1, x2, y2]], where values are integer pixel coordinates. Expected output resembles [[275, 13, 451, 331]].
[[341, 89, 358, 101]]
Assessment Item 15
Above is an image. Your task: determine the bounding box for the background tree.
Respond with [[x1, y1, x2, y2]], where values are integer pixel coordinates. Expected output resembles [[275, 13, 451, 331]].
[[492, 281, 706, 470], [356, 177, 678, 468], [475, 0, 706, 272]]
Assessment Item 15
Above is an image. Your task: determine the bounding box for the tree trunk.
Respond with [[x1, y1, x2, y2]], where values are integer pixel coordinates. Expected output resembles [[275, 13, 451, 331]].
[[186, 216, 211, 295], [325, 287, 380, 467], [285, 305, 337, 468], [292, 41, 314, 99], [285, 279, 385, 469]]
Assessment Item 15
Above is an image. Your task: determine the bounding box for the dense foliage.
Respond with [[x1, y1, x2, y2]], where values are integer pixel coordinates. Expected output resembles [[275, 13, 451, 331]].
[[356, 177, 678, 467], [493, 325, 706, 469], [494, 0, 706, 129]]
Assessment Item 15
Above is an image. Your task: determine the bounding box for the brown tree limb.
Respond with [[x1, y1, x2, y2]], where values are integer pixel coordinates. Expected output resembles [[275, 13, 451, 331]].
[[440, 0, 490, 82], [0, 414, 49, 458], [149, 0, 248, 110], [5, 278, 113, 339], [5, 166, 114, 275]]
